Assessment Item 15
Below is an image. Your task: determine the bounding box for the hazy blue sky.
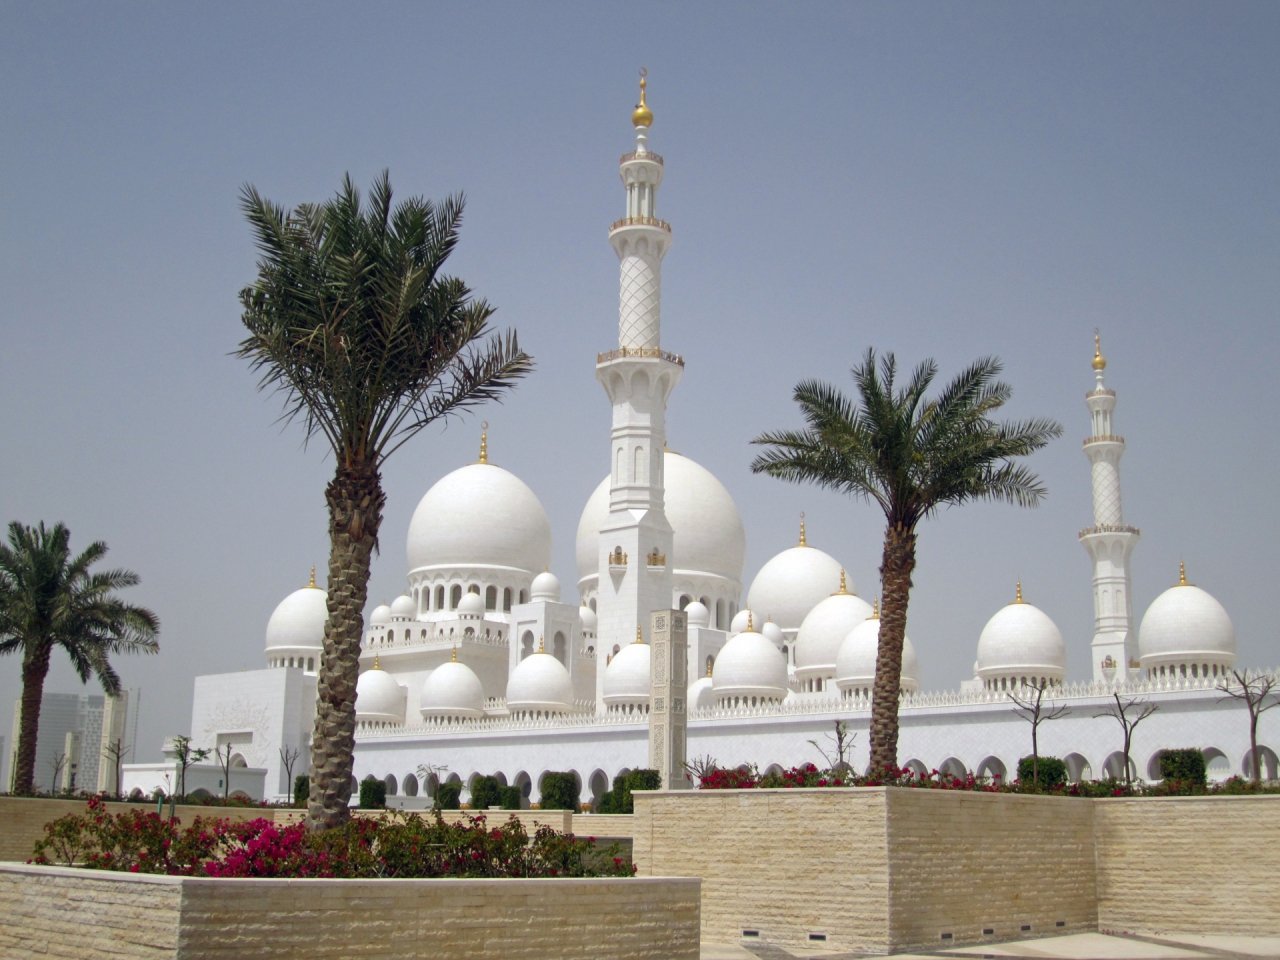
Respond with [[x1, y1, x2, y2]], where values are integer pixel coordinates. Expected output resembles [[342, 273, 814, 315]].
[[1, 3, 1276, 761]]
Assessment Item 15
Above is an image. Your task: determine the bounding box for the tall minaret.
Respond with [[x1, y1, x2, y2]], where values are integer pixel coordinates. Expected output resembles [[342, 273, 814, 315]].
[[594, 71, 682, 710], [1079, 333, 1140, 682]]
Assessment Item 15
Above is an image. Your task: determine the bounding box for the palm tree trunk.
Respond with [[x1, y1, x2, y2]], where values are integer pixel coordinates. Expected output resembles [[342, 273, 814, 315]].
[[870, 521, 916, 772], [307, 460, 385, 832], [14, 641, 52, 795]]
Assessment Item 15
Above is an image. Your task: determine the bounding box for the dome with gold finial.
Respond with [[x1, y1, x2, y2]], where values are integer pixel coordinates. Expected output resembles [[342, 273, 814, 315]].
[[712, 612, 788, 706], [264, 575, 328, 665], [632, 69, 653, 128], [746, 519, 847, 639], [836, 601, 920, 698], [974, 583, 1066, 688], [793, 571, 873, 684], [419, 650, 485, 721], [1138, 562, 1235, 676], [356, 655, 407, 725]]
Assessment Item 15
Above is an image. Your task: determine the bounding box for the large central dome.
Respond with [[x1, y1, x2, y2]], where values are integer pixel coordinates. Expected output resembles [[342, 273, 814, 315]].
[[408, 462, 552, 575], [576, 451, 746, 586]]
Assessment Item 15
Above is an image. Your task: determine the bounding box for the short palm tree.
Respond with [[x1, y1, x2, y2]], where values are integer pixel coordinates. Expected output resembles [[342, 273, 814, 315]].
[[751, 350, 1061, 770], [237, 172, 532, 831], [0, 522, 159, 795]]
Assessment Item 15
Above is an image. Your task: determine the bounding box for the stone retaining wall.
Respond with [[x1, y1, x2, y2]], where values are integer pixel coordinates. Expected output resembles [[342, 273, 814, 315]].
[[0, 864, 700, 960]]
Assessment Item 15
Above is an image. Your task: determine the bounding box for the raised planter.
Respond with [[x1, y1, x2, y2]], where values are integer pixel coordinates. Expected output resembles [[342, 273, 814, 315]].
[[0, 863, 700, 960]]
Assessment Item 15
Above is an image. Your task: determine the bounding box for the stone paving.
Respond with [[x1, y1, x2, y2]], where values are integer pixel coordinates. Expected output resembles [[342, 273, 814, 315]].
[[702, 933, 1280, 960]]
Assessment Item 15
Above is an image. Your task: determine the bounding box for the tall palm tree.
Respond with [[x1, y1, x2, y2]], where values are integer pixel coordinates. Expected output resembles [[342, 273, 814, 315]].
[[0, 522, 159, 795], [237, 172, 532, 831], [751, 350, 1061, 770]]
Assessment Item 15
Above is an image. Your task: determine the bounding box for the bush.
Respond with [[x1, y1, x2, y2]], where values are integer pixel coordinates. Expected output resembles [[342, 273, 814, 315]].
[[499, 785, 522, 810], [293, 775, 308, 808], [599, 769, 662, 813], [1159, 748, 1207, 786], [539, 773, 580, 811], [358, 779, 386, 810], [469, 775, 502, 810], [1017, 756, 1067, 788], [434, 782, 461, 810]]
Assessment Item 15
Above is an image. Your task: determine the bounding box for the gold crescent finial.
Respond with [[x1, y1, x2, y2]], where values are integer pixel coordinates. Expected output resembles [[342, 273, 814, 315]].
[[746, 611, 753, 632], [538, 634, 545, 653], [798, 512, 807, 547], [478, 423, 489, 464], [632, 68, 653, 127], [1178, 560, 1190, 586], [706, 658, 713, 678], [1092, 329, 1106, 372], [373, 653, 380, 670], [307, 566, 316, 588], [1015, 581, 1024, 603], [833, 569, 850, 595], [872, 597, 879, 619], [636, 624, 644, 644], [451, 645, 457, 662]]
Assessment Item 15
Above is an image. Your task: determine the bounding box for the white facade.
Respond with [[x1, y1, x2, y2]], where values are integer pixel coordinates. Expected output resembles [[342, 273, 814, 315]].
[[163, 79, 1276, 806]]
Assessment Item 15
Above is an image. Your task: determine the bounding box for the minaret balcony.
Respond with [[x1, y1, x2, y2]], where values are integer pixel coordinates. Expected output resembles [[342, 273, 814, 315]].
[[1083, 434, 1125, 446], [609, 216, 671, 233], [597, 346, 684, 367], [1079, 524, 1141, 539], [621, 150, 664, 165]]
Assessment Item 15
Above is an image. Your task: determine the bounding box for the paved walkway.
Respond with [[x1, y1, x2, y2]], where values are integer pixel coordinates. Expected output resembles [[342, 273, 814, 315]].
[[702, 933, 1280, 959]]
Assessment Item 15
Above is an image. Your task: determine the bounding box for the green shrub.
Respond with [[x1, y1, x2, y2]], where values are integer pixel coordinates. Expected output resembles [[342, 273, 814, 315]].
[[434, 782, 461, 810], [1017, 756, 1067, 788], [358, 778, 386, 809], [1159, 749, 1207, 785], [499, 785, 522, 810], [599, 769, 661, 813], [293, 775, 309, 808], [539, 772, 580, 811], [470, 775, 502, 810]]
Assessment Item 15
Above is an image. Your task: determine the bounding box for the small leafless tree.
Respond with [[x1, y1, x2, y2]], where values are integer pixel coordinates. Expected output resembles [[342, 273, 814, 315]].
[[416, 762, 450, 801], [680, 755, 720, 785], [1008, 681, 1068, 784], [1218, 670, 1280, 783], [279, 745, 301, 795], [172, 735, 209, 798], [808, 720, 857, 775], [102, 738, 130, 799], [1094, 693, 1157, 785], [49, 752, 68, 793], [215, 743, 237, 800]]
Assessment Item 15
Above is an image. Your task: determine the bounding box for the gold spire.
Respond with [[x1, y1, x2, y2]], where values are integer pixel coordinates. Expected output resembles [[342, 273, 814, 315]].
[[746, 611, 754, 631], [451, 646, 457, 662], [798, 512, 808, 547], [373, 654, 380, 670], [538, 634, 545, 653], [636, 624, 645, 644], [477, 422, 489, 464], [1014, 581, 1024, 604], [307, 566, 317, 589], [632, 68, 653, 127], [833, 569, 851, 596], [1092, 330, 1106, 372], [706, 658, 713, 678], [871, 597, 880, 619], [1178, 561, 1191, 586]]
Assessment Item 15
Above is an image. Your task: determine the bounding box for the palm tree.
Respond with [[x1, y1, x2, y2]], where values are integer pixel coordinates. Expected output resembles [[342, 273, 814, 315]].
[[237, 172, 532, 831], [0, 522, 159, 795], [751, 350, 1061, 770]]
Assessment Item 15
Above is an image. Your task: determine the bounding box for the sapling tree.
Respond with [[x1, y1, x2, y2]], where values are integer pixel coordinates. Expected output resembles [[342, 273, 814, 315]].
[[1007, 680, 1068, 785], [279, 745, 301, 795], [1217, 670, 1279, 783], [102, 738, 130, 799], [171, 735, 209, 798], [1094, 693, 1157, 785], [215, 743, 236, 800], [808, 719, 856, 775], [49, 752, 68, 793], [680, 755, 720, 785]]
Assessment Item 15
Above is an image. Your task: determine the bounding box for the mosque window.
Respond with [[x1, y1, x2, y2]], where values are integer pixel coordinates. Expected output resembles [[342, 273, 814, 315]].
[[307, 658, 314, 671], [485, 586, 497, 610], [521, 631, 534, 660], [553, 632, 566, 664], [404, 629, 410, 641], [450, 585, 461, 609], [590, 598, 596, 613], [469, 584, 480, 595], [679, 595, 691, 610], [503, 588, 512, 612], [700, 596, 711, 610], [519, 589, 528, 604], [715, 599, 725, 629], [435, 586, 444, 610]]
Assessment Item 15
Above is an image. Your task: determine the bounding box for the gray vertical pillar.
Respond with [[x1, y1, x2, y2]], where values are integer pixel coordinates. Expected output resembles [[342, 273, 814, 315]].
[[649, 609, 691, 789]]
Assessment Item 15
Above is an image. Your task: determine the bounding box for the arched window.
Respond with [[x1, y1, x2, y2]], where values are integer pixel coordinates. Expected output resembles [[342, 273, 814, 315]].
[[700, 596, 711, 610], [679, 595, 691, 610], [307, 658, 314, 672], [590, 598, 597, 613], [503, 588, 512, 612], [519, 589, 528, 604], [553, 631, 566, 664], [485, 586, 497, 610], [615, 446, 623, 483], [634, 446, 645, 483], [715, 599, 725, 629], [521, 631, 535, 660], [450, 585, 462, 609]]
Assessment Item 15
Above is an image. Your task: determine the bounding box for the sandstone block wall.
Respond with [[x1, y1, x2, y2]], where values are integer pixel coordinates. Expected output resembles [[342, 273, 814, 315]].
[[1094, 794, 1280, 937], [0, 865, 701, 960]]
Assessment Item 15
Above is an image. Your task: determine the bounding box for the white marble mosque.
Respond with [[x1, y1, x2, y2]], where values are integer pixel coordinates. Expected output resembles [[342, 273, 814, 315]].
[[123, 80, 1276, 806]]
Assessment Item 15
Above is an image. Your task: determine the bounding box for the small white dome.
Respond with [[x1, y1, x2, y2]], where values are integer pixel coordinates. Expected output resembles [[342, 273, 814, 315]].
[[456, 592, 485, 619], [603, 641, 651, 707], [684, 601, 711, 628], [531, 570, 561, 602], [794, 586, 874, 676], [761, 620, 784, 647], [687, 675, 716, 712], [1138, 573, 1235, 669], [579, 604, 598, 636], [420, 657, 485, 719], [835, 617, 919, 694], [730, 608, 756, 634], [713, 626, 788, 704], [408, 461, 552, 576], [389, 595, 417, 620], [369, 603, 392, 627], [265, 584, 328, 653], [747, 541, 845, 634], [356, 665, 406, 724], [506, 651, 574, 714], [975, 592, 1066, 682]]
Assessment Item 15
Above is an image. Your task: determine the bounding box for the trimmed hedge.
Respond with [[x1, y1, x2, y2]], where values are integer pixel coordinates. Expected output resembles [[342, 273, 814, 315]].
[[499, 785, 522, 810], [434, 782, 461, 810], [470, 775, 502, 810], [599, 769, 661, 813], [539, 772, 580, 811], [1017, 755, 1067, 788], [293, 775, 308, 808], [1159, 748, 1207, 785], [358, 778, 386, 809]]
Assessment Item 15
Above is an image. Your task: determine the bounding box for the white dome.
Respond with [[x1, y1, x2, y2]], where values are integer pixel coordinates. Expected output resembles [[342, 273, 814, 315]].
[[579, 604, 598, 636], [389, 595, 416, 620], [729, 608, 756, 634], [265, 585, 327, 653], [747, 543, 846, 634], [713, 627, 788, 703], [794, 588, 874, 675], [835, 617, 919, 694], [685, 601, 711, 628], [408, 462, 552, 575], [603, 641, 651, 707], [456, 592, 485, 619], [687, 675, 716, 712], [356, 666, 406, 724], [1138, 577, 1235, 668], [975, 596, 1066, 682], [531, 570, 561, 602], [761, 620, 784, 647], [420, 658, 485, 719], [369, 603, 392, 627], [576, 452, 746, 585], [506, 651, 574, 714]]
